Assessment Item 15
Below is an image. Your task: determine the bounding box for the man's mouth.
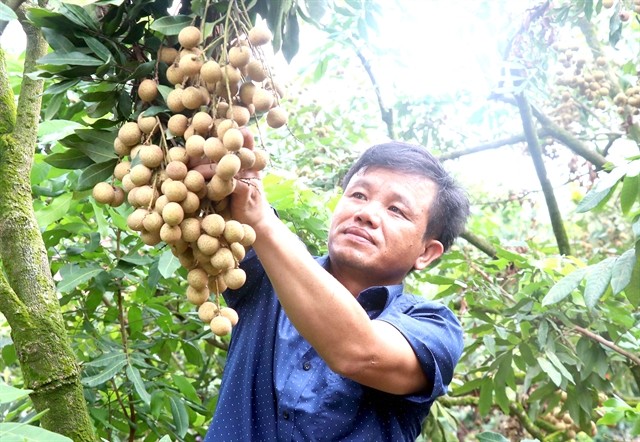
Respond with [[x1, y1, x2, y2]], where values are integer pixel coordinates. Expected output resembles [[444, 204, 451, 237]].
[[343, 226, 374, 244]]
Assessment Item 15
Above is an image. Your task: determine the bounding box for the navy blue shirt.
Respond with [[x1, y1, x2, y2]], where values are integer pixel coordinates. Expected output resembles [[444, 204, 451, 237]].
[[204, 250, 463, 441]]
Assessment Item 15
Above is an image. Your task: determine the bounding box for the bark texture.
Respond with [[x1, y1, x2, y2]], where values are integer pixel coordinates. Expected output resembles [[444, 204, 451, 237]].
[[0, 10, 97, 442]]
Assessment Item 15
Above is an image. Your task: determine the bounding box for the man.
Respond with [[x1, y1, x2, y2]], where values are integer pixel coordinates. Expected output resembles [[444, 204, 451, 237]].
[[204, 141, 470, 441]]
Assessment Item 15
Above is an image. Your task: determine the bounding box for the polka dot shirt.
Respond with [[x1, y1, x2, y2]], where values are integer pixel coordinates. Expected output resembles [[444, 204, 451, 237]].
[[204, 251, 463, 442]]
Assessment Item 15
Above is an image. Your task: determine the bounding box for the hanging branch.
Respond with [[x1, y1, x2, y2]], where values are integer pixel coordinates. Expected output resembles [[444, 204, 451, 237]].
[[459, 231, 497, 258], [529, 104, 608, 170], [515, 93, 571, 256]]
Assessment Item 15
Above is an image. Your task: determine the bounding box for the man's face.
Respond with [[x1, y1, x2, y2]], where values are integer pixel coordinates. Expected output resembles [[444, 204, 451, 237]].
[[328, 167, 443, 285]]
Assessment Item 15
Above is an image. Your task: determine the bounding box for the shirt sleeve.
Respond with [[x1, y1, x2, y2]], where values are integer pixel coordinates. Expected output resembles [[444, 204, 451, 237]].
[[375, 298, 464, 404]]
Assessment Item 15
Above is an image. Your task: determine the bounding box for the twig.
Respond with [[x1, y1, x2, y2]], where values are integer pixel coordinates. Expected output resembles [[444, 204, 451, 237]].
[[573, 325, 640, 366]]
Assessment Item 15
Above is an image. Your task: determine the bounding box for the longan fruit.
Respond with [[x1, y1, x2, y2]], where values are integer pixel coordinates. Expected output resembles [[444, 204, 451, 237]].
[[129, 164, 152, 186], [248, 25, 273, 46], [228, 46, 251, 68], [222, 64, 242, 85], [210, 247, 235, 270], [197, 234, 221, 255], [167, 88, 186, 112], [216, 154, 241, 180], [127, 208, 148, 231], [138, 79, 158, 102], [158, 46, 179, 64], [165, 160, 188, 181], [215, 118, 238, 139], [164, 180, 188, 202], [201, 213, 225, 237], [118, 122, 142, 147], [223, 267, 246, 290], [154, 194, 169, 214], [203, 136, 227, 162], [188, 268, 209, 290], [140, 229, 162, 246], [137, 113, 157, 134], [180, 191, 201, 213], [237, 147, 256, 169], [226, 105, 251, 126], [162, 202, 185, 226], [178, 249, 196, 269], [110, 187, 125, 207], [166, 64, 185, 85], [139, 144, 164, 168], [121, 174, 135, 192], [185, 134, 206, 158], [210, 315, 232, 336], [198, 301, 219, 322], [167, 147, 189, 164], [178, 25, 202, 49], [186, 285, 209, 305], [223, 220, 244, 243], [179, 54, 203, 77], [209, 275, 227, 294], [246, 60, 267, 82], [92, 182, 115, 204], [240, 224, 256, 247], [191, 111, 213, 135], [207, 175, 236, 201], [184, 170, 205, 192], [142, 211, 164, 233], [219, 307, 239, 326], [135, 185, 158, 207], [181, 86, 203, 110], [114, 137, 131, 156], [239, 82, 257, 105], [230, 242, 246, 261], [160, 223, 182, 244], [200, 60, 222, 83], [222, 128, 244, 151], [180, 217, 202, 243], [251, 149, 269, 171], [252, 88, 274, 113], [168, 114, 189, 137], [266, 107, 288, 128]]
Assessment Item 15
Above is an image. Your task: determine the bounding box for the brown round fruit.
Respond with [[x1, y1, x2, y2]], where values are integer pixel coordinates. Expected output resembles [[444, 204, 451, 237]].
[[92, 182, 115, 205], [198, 301, 219, 322], [248, 25, 273, 46], [266, 107, 288, 128], [118, 122, 142, 147], [223, 267, 246, 290], [220, 306, 239, 326], [178, 25, 202, 49], [138, 79, 158, 102], [210, 315, 233, 336]]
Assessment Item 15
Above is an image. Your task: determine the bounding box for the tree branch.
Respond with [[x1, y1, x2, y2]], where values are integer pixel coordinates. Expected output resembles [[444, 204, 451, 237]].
[[460, 231, 497, 258], [516, 93, 571, 256], [573, 325, 640, 367]]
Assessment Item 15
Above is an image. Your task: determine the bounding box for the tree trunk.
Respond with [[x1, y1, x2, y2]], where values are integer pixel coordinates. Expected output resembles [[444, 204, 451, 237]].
[[0, 13, 97, 442]]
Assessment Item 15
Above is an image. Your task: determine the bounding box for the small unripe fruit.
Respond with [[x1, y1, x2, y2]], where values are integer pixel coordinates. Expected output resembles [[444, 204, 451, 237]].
[[178, 25, 201, 49], [92, 182, 115, 204], [198, 301, 219, 322], [210, 315, 232, 336]]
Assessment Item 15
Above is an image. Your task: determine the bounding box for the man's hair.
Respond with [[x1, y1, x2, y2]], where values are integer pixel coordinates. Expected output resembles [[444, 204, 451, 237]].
[[341, 141, 470, 251]]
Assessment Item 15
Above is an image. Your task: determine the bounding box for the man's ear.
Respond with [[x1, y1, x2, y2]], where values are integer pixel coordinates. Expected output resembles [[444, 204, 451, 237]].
[[413, 239, 444, 271]]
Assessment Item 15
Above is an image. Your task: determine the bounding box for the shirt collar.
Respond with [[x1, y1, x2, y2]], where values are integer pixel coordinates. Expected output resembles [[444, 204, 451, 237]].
[[315, 255, 404, 314]]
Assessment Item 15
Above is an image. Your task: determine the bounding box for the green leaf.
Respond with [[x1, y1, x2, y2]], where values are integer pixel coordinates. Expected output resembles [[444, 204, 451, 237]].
[[35, 192, 74, 228], [76, 159, 118, 191], [126, 364, 151, 405], [624, 254, 640, 307], [128, 305, 143, 336], [43, 79, 80, 96], [541, 268, 587, 306], [82, 36, 113, 62], [172, 374, 201, 404], [477, 432, 510, 442], [84, 351, 126, 368], [169, 395, 189, 437], [537, 357, 562, 386], [478, 378, 493, 416], [545, 351, 574, 384], [620, 174, 639, 215], [37, 51, 104, 67], [82, 358, 127, 387], [583, 257, 616, 309], [0, 423, 73, 442], [0, 382, 32, 404], [57, 264, 103, 293], [38, 119, 84, 145], [149, 15, 193, 36], [44, 149, 94, 170], [0, 3, 18, 21], [158, 250, 181, 279], [74, 129, 118, 163], [61, 3, 99, 31], [181, 341, 203, 366], [611, 249, 637, 295]]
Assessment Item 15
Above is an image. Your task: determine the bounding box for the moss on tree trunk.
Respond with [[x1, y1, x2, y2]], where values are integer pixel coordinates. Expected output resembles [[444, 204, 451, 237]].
[[0, 12, 97, 442]]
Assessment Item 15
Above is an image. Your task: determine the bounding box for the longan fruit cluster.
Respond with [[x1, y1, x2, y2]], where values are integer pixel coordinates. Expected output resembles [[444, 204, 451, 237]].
[[93, 21, 288, 337]]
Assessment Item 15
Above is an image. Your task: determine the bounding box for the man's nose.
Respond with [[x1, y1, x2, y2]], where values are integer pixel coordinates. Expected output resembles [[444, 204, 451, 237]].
[[354, 203, 381, 227]]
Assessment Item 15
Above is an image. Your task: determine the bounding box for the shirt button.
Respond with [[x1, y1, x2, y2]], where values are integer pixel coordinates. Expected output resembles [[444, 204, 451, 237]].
[[283, 411, 290, 420], [302, 361, 311, 371]]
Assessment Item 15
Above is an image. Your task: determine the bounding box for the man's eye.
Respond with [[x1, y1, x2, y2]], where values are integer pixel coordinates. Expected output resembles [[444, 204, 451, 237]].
[[352, 192, 365, 199], [389, 206, 403, 215]]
